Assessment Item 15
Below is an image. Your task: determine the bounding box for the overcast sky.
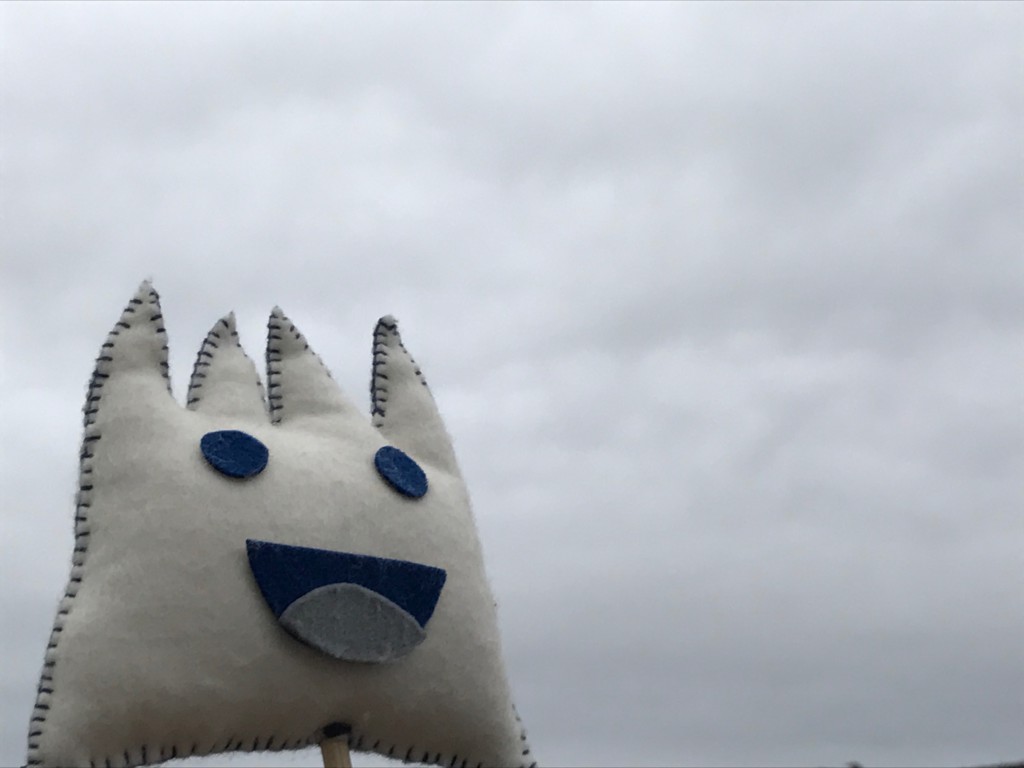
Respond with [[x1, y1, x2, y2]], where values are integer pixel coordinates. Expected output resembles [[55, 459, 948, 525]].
[[2, 3, 1022, 767]]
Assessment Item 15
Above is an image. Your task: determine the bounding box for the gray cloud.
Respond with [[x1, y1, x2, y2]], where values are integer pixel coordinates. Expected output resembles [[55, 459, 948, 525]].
[[2, 2, 1021, 767]]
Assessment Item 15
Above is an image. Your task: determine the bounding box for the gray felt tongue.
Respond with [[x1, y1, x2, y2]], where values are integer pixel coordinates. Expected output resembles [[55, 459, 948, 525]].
[[279, 583, 426, 663]]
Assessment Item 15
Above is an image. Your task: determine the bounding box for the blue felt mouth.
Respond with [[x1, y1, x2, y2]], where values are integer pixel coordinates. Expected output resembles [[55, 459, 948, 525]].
[[245, 539, 446, 662]]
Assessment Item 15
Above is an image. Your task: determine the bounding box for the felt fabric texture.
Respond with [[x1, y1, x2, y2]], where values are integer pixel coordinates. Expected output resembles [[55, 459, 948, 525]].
[[27, 282, 535, 768], [200, 430, 269, 478], [279, 582, 427, 662], [375, 445, 429, 498], [245, 539, 446, 628]]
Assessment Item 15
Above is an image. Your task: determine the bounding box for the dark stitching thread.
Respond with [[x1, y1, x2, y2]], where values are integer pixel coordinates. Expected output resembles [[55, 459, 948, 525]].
[[369, 321, 391, 419], [266, 310, 339, 424], [33, 729, 487, 768], [370, 317, 431, 427], [266, 315, 284, 422], [26, 286, 169, 767], [186, 320, 237, 409]]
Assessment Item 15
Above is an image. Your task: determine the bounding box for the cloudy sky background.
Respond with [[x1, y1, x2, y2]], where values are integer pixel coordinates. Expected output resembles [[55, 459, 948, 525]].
[[2, 3, 1021, 766]]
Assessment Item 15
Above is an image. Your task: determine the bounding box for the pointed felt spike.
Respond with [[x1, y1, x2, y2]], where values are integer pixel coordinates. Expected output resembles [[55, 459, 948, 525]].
[[88, 281, 172, 408], [370, 316, 459, 473], [186, 313, 267, 419], [265, 308, 362, 425]]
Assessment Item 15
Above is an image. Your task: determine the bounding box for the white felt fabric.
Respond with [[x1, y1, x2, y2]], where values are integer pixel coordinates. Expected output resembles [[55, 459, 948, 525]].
[[27, 283, 533, 768]]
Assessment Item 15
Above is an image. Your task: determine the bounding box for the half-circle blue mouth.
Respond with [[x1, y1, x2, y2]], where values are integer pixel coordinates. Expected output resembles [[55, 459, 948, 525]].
[[245, 539, 446, 663]]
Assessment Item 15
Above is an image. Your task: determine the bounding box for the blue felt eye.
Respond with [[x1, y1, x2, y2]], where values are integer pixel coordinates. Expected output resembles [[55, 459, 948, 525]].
[[374, 446, 427, 498], [200, 430, 268, 479]]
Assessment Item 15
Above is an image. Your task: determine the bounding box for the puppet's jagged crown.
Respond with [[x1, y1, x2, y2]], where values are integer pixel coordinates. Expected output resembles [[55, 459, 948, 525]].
[[27, 281, 534, 768]]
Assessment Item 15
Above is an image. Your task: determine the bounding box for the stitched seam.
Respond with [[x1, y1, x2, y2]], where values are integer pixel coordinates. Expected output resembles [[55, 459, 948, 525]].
[[186, 335, 216, 408], [75, 729, 536, 768], [370, 317, 429, 429], [266, 312, 335, 424], [26, 286, 167, 767], [370, 321, 389, 421], [515, 705, 535, 767], [266, 313, 285, 423], [186, 316, 248, 410]]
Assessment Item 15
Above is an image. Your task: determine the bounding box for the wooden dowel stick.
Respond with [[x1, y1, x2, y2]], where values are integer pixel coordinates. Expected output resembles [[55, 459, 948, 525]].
[[320, 735, 352, 768]]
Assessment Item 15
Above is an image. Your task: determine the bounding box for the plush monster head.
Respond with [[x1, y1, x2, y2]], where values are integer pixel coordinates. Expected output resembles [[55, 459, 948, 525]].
[[27, 282, 534, 768]]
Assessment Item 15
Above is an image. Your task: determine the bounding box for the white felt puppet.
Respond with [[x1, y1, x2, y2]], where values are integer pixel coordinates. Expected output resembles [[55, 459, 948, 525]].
[[27, 283, 534, 768]]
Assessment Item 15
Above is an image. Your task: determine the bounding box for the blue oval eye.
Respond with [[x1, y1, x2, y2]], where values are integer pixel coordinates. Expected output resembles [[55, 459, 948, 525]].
[[374, 446, 427, 498], [200, 430, 269, 479]]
